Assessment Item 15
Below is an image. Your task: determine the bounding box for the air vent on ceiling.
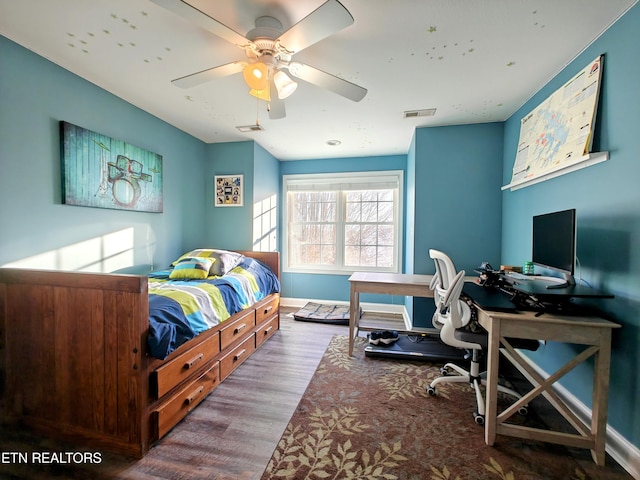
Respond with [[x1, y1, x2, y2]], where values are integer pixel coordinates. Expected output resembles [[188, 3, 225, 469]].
[[403, 108, 437, 118], [236, 124, 264, 132]]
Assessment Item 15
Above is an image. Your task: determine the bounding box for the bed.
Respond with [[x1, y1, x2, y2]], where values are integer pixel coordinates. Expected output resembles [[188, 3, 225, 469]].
[[0, 249, 280, 458]]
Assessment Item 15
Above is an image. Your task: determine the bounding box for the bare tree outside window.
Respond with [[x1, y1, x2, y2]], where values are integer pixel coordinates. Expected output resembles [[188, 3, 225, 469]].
[[289, 191, 337, 266], [345, 190, 394, 268], [285, 172, 401, 273]]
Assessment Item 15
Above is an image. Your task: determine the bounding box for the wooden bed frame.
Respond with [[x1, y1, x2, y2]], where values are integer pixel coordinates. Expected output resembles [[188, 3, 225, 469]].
[[0, 250, 280, 458]]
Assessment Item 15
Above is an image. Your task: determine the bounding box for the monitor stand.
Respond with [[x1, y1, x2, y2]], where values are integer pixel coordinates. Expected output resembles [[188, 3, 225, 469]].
[[545, 273, 575, 290]]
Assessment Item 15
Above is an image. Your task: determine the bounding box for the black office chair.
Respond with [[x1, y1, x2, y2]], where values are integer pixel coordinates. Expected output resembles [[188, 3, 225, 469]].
[[426, 249, 528, 425]]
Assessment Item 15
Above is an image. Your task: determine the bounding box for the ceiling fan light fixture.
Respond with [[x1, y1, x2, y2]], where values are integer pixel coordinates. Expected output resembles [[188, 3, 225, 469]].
[[249, 87, 271, 102], [243, 62, 269, 91], [273, 70, 298, 99]]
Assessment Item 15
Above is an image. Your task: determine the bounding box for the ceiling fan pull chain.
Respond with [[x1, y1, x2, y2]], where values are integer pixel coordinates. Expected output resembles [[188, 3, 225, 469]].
[[256, 95, 261, 127]]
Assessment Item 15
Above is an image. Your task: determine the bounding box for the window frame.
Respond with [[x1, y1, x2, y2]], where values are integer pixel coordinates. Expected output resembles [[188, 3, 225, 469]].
[[282, 170, 404, 275]]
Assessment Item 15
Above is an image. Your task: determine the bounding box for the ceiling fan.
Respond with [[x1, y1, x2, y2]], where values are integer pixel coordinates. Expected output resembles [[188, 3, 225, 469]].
[[151, 0, 368, 119]]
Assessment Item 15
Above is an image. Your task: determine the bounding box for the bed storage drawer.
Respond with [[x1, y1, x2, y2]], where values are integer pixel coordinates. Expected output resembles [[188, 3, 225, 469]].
[[154, 360, 220, 438], [220, 308, 255, 350], [220, 334, 256, 380], [153, 332, 220, 398], [256, 295, 279, 325], [256, 315, 279, 348]]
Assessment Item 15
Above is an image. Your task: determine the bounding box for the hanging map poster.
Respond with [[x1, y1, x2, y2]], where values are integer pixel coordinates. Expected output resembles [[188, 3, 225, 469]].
[[509, 55, 603, 187]]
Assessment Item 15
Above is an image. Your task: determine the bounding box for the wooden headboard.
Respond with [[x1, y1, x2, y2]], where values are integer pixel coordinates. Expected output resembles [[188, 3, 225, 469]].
[[239, 250, 280, 279]]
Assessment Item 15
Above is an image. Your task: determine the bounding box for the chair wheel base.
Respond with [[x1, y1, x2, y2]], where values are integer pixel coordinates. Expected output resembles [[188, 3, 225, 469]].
[[426, 385, 436, 396], [473, 412, 485, 425]]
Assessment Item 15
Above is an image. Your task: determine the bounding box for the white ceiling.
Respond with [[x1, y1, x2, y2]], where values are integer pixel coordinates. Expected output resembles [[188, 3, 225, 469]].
[[1, 0, 637, 160]]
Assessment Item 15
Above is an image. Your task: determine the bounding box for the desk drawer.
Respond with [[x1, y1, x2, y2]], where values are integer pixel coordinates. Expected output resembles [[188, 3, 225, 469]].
[[256, 315, 279, 348], [220, 308, 255, 351], [154, 360, 220, 438], [220, 334, 255, 380], [256, 295, 279, 325], [153, 332, 220, 398]]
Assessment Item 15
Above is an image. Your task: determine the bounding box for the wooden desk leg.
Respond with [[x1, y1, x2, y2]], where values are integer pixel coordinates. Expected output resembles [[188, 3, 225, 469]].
[[591, 329, 612, 466], [484, 318, 501, 446], [349, 283, 359, 356]]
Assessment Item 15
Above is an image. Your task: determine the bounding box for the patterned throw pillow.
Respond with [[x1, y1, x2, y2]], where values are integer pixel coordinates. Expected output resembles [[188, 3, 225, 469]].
[[172, 249, 244, 276], [169, 257, 214, 280]]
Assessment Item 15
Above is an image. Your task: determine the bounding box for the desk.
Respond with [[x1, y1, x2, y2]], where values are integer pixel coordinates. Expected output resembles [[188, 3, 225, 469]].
[[349, 272, 620, 464], [476, 306, 620, 465], [348, 272, 434, 356]]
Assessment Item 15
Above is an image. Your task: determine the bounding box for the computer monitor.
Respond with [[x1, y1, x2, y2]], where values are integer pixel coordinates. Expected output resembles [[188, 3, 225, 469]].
[[532, 208, 576, 289]]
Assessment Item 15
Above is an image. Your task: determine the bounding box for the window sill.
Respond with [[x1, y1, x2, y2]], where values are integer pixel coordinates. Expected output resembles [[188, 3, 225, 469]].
[[283, 267, 399, 276]]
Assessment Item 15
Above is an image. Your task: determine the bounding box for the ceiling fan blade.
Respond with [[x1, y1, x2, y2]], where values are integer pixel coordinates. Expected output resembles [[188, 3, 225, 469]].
[[277, 0, 354, 54], [268, 81, 286, 119], [172, 61, 247, 89], [151, 0, 250, 47], [288, 62, 367, 102]]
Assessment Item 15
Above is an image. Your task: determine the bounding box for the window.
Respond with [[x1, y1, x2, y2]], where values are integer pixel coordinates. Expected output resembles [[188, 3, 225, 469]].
[[283, 171, 403, 273]]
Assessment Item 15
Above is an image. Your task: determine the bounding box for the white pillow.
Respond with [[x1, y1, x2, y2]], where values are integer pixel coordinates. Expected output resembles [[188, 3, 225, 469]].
[[172, 249, 244, 276]]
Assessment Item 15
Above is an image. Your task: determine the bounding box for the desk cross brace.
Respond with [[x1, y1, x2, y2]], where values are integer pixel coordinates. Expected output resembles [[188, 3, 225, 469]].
[[498, 338, 599, 450]]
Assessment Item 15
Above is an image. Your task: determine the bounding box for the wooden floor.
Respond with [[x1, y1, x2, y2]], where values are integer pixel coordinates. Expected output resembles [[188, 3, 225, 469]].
[[0, 308, 352, 480], [0, 308, 629, 479]]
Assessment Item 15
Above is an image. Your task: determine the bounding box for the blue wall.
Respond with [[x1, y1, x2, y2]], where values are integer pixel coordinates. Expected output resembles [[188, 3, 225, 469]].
[[410, 123, 504, 327], [0, 36, 206, 270], [204, 141, 255, 251], [253, 143, 280, 205], [404, 134, 418, 317], [2, 0, 639, 450], [501, 3, 640, 445], [203, 141, 280, 252]]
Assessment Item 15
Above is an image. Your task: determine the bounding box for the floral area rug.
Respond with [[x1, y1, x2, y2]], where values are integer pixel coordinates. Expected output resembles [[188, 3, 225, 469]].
[[261, 335, 631, 480]]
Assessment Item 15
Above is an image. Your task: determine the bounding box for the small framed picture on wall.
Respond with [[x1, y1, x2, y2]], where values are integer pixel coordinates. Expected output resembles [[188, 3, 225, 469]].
[[214, 175, 243, 207]]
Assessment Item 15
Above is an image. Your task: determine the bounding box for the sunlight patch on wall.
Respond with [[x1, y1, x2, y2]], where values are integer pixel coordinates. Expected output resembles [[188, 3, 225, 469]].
[[2, 228, 135, 272], [253, 194, 277, 252]]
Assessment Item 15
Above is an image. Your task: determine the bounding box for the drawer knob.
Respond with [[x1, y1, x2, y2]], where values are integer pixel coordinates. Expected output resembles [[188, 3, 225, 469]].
[[264, 325, 273, 335], [184, 386, 205, 406], [184, 353, 204, 370], [234, 349, 247, 362], [263, 305, 273, 314], [233, 323, 247, 335]]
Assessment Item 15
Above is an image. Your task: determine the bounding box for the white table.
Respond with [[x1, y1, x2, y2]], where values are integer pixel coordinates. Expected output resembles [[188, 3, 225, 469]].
[[348, 272, 434, 356]]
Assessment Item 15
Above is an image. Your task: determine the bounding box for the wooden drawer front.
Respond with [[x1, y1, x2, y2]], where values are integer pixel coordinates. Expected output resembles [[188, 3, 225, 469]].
[[155, 361, 220, 439], [220, 308, 255, 351], [220, 334, 255, 380], [154, 332, 220, 398], [256, 295, 279, 325], [256, 315, 279, 348]]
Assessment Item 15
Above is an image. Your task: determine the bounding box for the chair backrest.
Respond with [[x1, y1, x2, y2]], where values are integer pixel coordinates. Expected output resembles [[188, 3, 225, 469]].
[[429, 249, 459, 313], [440, 270, 469, 329], [429, 249, 458, 292], [429, 249, 475, 349]]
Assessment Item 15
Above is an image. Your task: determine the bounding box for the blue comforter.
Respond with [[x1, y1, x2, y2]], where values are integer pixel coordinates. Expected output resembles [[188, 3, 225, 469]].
[[147, 256, 280, 359]]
